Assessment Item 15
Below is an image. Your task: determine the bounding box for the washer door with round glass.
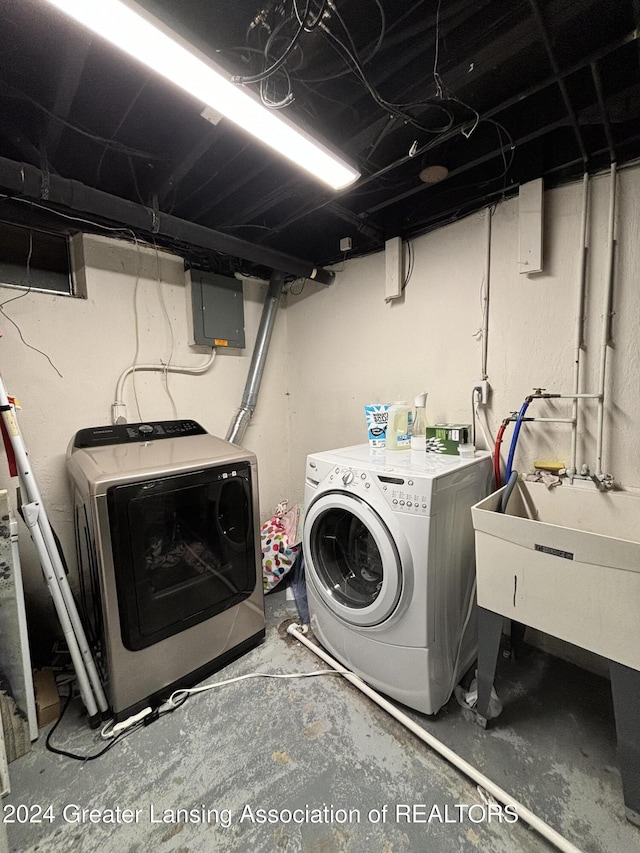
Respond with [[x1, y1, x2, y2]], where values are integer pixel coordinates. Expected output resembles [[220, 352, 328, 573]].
[[304, 491, 402, 627]]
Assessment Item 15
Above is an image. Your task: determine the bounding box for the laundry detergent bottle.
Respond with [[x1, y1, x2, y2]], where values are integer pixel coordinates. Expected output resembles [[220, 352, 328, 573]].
[[410, 392, 428, 451], [385, 401, 412, 450]]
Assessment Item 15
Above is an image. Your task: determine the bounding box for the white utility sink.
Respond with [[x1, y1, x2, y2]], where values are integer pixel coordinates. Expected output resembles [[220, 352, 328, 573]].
[[472, 479, 640, 672]]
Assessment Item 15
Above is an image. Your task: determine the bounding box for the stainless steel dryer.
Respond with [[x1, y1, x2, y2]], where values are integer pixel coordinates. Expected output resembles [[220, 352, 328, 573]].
[[67, 420, 265, 720]]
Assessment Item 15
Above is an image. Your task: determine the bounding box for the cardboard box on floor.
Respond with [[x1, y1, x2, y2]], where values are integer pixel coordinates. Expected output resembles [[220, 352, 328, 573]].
[[32, 669, 60, 728]]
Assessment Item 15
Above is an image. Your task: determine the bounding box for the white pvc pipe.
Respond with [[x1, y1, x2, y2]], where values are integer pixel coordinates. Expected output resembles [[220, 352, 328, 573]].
[[570, 174, 590, 478], [113, 349, 216, 421], [481, 209, 492, 381], [287, 624, 584, 853], [521, 417, 575, 424], [595, 163, 617, 479]]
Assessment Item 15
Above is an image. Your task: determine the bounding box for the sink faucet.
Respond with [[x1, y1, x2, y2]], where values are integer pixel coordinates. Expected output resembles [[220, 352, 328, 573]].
[[591, 472, 614, 491]]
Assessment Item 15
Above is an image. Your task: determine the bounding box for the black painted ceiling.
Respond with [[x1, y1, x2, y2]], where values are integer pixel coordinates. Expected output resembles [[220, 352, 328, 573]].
[[0, 0, 638, 276]]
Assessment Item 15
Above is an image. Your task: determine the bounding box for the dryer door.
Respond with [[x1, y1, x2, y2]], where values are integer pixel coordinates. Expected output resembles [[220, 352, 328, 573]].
[[304, 491, 401, 627]]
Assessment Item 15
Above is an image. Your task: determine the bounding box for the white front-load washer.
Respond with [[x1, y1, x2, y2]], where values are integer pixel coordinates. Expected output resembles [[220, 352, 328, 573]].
[[303, 444, 492, 715]]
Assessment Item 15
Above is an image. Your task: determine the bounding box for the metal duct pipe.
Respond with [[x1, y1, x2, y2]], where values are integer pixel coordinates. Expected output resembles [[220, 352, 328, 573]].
[[226, 269, 285, 445]]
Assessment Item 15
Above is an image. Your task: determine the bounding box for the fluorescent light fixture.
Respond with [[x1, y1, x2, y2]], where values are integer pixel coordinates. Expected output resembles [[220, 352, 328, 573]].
[[43, 0, 360, 190]]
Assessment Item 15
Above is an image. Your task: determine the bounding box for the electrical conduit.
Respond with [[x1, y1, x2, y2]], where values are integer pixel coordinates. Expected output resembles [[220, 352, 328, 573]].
[[112, 349, 217, 423], [287, 624, 583, 853]]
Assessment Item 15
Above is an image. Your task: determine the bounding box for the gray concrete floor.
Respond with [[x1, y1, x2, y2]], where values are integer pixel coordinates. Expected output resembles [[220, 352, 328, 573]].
[[4, 588, 640, 853]]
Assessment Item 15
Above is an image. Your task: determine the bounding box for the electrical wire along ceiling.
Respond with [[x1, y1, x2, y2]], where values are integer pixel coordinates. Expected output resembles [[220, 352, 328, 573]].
[[0, 0, 639, 276]]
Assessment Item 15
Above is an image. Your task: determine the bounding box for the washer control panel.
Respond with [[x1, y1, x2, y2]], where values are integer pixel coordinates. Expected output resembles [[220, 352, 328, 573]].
[[378, 474, 431, 515], [324, 466, 430, 515], [327, 466, 372, 494]]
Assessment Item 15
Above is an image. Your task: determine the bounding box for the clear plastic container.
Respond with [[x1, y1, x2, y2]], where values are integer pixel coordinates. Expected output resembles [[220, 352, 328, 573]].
[[458, 443, 476, 459], [385, 402, 411, 450]]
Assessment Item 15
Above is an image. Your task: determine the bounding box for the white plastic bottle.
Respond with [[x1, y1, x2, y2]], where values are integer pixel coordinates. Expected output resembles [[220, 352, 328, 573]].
[[410, 392, 428, 451], [385, 401, 411, 450]]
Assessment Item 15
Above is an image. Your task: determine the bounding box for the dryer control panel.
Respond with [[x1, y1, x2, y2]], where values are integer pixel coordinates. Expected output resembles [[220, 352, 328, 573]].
[[73, 420, 206, 448]]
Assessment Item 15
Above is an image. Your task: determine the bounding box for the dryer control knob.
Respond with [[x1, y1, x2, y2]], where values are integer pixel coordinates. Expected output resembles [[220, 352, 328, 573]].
[[342, 471, 354, 485], [138, 424, 154, 435]]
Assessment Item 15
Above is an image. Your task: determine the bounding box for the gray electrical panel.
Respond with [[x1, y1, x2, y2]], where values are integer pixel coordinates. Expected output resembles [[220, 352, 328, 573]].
[[188, 270, 245, 349]]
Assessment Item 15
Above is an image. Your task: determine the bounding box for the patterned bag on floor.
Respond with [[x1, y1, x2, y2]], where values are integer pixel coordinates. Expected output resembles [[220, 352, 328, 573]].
[[261, 501, 301, 592]]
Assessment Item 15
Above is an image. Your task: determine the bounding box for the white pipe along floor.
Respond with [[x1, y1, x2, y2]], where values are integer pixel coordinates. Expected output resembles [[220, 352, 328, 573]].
[[4, 587, 638, 853]]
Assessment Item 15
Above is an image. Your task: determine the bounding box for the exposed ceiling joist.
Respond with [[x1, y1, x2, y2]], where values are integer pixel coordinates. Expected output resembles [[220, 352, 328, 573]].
[[0, 0, 637, 267], [41, 33, 93, 161]]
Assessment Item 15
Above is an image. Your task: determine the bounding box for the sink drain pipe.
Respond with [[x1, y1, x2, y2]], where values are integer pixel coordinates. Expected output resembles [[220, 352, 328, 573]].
[[287, 623, 583, 853], [226, 269, 285, 445]]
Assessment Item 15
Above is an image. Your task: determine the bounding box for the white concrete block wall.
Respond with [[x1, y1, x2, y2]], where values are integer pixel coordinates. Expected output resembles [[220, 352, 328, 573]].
[[286, 166, 640, 506], [1, 164, 639, 653]]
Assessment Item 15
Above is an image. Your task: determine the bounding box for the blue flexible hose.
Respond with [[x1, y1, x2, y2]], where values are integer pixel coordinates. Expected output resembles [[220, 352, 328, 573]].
[[505, 399, 530, 481]]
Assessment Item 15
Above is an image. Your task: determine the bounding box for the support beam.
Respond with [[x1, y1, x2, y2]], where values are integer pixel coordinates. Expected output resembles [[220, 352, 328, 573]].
[[0, 155, 335, 285]]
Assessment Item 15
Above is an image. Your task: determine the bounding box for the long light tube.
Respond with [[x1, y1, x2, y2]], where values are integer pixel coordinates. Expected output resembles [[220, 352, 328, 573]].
[[43, 0, 360, 190]]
